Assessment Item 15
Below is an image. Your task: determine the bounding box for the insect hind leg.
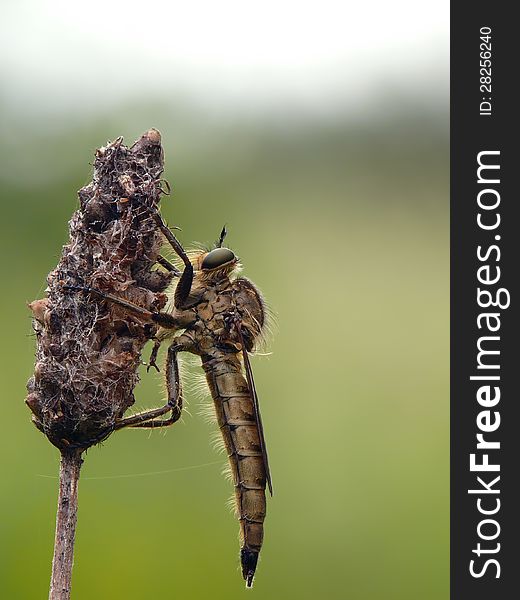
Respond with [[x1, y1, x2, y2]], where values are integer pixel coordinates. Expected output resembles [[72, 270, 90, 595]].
[[115, 340, 187, 430]]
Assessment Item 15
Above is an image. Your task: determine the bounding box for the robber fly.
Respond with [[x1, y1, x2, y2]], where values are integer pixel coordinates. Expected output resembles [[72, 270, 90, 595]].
[[68, 207, 272, 588]]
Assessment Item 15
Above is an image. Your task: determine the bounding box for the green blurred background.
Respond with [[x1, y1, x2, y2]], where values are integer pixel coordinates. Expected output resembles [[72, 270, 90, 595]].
[[1, 2, 448, 598]]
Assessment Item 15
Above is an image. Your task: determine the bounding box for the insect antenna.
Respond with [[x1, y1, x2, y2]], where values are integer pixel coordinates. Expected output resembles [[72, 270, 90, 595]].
[[215, 224, 227, 248]]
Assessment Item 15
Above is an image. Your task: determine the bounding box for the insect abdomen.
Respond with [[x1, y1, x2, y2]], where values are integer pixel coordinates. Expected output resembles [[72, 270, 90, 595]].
[[202, 356, 266, 587]]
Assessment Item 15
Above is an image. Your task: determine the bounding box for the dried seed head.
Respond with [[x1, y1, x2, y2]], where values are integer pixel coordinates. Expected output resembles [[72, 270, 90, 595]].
[[26, 130, 173, 451], [28, 298, 49, 323]]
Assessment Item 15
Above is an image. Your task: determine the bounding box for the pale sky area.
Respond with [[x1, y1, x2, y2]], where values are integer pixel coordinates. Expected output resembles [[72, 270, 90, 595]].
[[1, 0, 448, 120]]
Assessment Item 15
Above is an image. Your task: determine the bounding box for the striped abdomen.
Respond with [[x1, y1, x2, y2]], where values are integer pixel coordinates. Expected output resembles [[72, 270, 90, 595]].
[[202, 354, 267, 587]]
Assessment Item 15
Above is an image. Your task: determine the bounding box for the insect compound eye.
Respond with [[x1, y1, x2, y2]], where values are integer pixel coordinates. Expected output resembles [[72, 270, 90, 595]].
[[201, 248, 236, 270]]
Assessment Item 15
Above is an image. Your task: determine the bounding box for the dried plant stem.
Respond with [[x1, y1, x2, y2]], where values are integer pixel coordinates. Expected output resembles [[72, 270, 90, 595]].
[[49, 450, 83, 600]]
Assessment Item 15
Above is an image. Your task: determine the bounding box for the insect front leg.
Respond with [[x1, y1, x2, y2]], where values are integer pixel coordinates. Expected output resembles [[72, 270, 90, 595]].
[[154, 254, 181, 277], [142, 207, 194, 309], [115, 337, 192, 430]]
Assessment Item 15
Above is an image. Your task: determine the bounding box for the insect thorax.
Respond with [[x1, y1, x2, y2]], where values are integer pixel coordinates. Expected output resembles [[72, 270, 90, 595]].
[[187, 276, 265, 355]]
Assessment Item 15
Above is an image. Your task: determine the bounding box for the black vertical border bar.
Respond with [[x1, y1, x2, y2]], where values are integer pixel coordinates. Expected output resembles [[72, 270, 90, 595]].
[[451, 3, 517, 599]]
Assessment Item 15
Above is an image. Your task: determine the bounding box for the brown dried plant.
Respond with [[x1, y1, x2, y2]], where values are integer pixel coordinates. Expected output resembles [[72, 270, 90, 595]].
[[26, 129, 173, 600]]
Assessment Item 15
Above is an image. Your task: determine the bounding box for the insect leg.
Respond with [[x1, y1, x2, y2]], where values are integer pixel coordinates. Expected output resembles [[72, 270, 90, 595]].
[[147, 338, 162, 372], [147, 209, 191, 270], [64, 285, 186, 329], [113, 404, 172, 429], [156, 255, 181, 276], [143, 208, 194, 309], [115, 341, 185, 430], [173, 265, 195, 310]]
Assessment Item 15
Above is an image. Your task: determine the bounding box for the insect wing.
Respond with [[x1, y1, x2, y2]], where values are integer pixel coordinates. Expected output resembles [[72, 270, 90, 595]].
[[239, 333, 273, 496]]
